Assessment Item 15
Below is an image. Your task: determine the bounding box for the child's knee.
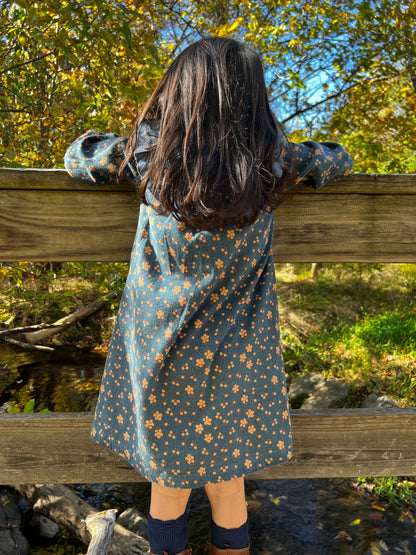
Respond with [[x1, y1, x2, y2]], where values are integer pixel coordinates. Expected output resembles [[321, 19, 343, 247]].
[[204, 477, 245, 499], [152, 482, 192, 500]]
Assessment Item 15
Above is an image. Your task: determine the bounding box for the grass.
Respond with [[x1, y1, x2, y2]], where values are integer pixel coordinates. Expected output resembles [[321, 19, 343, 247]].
[[275, 263, 416, 408]]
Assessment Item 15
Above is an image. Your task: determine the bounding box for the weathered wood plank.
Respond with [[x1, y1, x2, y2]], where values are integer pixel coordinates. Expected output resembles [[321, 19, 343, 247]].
[[1, 409, 416, 485], [1, 189, 416, 262], [1, 168, 416, 194]]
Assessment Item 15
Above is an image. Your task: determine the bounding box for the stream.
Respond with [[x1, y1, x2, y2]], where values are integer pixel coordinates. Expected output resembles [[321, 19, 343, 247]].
[[1, 343, 415, 554]]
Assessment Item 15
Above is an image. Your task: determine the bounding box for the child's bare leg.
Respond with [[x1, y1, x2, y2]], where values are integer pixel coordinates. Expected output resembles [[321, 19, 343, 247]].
[[149, 482, 192, 520], [204, 477, 247, 528]]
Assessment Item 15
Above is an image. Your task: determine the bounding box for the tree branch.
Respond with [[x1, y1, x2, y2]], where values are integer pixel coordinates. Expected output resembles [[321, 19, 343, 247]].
[[0, 52, 52, 75]]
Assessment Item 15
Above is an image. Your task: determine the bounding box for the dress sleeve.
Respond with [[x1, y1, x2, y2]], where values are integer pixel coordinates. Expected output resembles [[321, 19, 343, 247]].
[[64, 130, 138, 185], [284, 141, 353, 189]]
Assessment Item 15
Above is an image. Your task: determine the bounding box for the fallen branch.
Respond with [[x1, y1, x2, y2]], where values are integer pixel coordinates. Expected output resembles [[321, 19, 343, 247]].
[[85, 509, 117, 555], [0, 292, 116, 350], [15, 484, 150, 555]]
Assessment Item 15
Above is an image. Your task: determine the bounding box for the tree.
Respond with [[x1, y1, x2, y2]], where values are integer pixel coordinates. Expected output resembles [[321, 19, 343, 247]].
[[1, 0, 415, 171], [0, 0, 163, 167]]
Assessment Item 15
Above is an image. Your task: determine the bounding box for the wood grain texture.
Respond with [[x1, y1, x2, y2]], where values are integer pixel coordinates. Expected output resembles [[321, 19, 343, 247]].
[[1, 168, 416, 193], [1, 170, 416, 262], [1, 409, 416, 485]]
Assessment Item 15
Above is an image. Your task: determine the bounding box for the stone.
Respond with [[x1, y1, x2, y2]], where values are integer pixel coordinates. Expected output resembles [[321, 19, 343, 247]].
[[30, 513, 60, 539], [117, 507, 148, 539], [0, 489, 30, 555], [300, 379, 349, 409], [288, 373, 327, 400], [288, 373, 349, 409], [362, 393, 400, 409]]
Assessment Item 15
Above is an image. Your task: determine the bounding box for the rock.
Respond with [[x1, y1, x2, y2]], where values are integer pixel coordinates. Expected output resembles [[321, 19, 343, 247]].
[[288, 373, 327, 399], [288, 373, 349, 409], [30, 513, 60, 539], [362, 393, 400, 409], [117, 507, 149, 540], [300, 379, 349, 409], [0, 488, 30, 555]]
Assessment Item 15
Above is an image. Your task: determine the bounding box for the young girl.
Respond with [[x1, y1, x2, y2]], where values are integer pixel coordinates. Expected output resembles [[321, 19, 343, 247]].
[[65, 37, 352, 555]]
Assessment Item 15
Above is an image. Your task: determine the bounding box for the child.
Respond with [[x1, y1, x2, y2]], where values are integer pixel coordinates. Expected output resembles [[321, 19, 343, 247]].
[[65, 37, 352, 555]]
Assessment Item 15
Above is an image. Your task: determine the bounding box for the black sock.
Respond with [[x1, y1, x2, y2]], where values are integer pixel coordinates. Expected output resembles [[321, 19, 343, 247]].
[[147, 510, 188, 555], [211, 517, 249, 549]]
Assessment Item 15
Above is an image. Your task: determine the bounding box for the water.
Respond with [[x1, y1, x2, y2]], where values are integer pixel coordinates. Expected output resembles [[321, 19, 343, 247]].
[[1, 344, 416, 554]]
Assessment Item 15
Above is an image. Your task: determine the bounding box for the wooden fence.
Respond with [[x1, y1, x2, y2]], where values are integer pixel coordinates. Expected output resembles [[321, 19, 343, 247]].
[[1, 168, 416, 485]]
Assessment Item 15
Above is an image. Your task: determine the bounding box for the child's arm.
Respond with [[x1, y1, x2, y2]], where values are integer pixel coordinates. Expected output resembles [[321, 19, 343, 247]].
[[284, 141, 353, 189], [64, 130, 137, 185]]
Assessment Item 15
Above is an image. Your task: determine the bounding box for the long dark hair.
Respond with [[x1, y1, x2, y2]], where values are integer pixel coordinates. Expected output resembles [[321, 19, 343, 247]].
[[120, 37, 290, 229]]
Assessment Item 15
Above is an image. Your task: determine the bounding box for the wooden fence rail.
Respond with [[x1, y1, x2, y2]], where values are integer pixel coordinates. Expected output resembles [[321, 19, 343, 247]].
[[1, 168, 416, 484]]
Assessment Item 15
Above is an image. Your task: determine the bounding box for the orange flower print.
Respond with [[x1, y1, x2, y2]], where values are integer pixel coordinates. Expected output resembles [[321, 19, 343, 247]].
[[185, 454, 194, 464], [232, 449, 240, 458], [278, 441, 285, 451], [204, 433, 213, 443], [145, 419, 154, 430], [154, 428, 163, 439], [154, 411, 163, 421], [185, 385, 194, 395]]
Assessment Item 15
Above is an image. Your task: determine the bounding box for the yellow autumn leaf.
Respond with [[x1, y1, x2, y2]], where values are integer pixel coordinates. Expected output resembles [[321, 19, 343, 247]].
[[216, 17, 243, 37]]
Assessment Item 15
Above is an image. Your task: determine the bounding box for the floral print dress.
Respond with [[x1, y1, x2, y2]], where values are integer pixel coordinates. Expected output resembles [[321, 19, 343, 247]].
[[65, 124, 353, 488]]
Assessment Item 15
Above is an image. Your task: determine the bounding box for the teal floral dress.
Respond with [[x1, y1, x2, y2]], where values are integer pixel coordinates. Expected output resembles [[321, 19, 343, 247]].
[[65, 124, 353, 488]]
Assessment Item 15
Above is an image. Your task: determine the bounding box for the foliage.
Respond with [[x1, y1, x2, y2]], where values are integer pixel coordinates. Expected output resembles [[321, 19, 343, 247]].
[[5, 397, 50, 413], [0, 0, 163, 167], [357, 476, 416, 512], [1, 0, 415, 171]]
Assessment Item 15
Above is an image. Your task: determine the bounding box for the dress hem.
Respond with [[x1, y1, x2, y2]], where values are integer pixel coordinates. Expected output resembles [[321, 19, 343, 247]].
[[92, 432, 293, 489]]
